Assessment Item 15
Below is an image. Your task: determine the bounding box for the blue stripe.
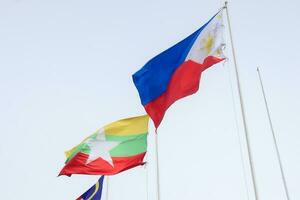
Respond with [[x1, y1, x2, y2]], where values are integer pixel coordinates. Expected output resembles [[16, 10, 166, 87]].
[[132, 13, 218, 106]]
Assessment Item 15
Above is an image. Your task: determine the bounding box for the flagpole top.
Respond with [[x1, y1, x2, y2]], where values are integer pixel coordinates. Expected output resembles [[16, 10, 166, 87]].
[[223, 1, 228, 9]]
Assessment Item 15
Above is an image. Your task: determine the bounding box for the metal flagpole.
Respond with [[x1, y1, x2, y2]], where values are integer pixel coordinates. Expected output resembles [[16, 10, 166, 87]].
[[257, 67, 291, 200], [145, 161, 149, 200], [106, 176, 109, 200], [155, 133, 161, 200], [224, 2, 259, 200]]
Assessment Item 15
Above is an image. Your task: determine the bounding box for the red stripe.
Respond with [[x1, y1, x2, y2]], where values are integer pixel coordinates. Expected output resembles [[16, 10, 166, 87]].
[[59, 152, 146, 176], [144, 56, 224, 128]]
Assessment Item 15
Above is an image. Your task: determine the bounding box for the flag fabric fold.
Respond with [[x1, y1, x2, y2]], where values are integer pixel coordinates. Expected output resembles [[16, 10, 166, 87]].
[[59, 115, 149, 176], [132, 10, 225, 128], [76, 176, 104, 200]]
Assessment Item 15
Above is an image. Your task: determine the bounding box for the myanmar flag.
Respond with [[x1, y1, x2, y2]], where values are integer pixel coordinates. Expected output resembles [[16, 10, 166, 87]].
[[59, 115, 149, 176]]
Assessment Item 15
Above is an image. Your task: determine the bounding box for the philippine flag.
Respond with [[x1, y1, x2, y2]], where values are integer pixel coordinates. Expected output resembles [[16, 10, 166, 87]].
[[132, 9, 226, 129]]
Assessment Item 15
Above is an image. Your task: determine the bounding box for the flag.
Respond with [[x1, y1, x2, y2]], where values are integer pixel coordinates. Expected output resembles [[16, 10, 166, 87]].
[[132, 10, 225, 128], [76, 176, 104, 200], [59, 115, 149, 176]]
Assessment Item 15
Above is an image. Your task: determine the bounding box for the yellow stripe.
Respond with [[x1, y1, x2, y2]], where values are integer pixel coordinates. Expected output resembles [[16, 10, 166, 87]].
[[104, 115, 149, 136], [64, 145, 78, 158], [87, 182, 99, 200]]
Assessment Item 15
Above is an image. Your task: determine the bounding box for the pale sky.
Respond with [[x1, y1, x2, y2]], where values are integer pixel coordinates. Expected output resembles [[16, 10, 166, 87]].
[[0, 0, 299, 199]]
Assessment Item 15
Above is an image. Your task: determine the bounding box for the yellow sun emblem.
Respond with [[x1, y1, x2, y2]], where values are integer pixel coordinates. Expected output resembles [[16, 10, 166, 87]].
[[201, 33, 214, 54]]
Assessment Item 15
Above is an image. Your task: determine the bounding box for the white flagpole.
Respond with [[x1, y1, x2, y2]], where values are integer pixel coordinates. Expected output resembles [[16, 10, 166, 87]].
[[224, 2, 259, 200], [155, 133, 161, 200], [106, 176, 109, 200], [257, 67, 291, 200]]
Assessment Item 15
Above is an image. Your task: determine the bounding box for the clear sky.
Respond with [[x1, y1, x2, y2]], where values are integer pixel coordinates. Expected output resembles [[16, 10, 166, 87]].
[[0, 0, 299, 199]]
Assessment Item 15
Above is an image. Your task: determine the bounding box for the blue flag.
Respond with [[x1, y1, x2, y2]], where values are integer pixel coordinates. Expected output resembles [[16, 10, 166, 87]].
[[77, 176, 104, 200]]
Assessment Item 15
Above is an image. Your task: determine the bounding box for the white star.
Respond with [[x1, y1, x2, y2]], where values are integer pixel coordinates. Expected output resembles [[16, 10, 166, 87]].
[[85, 129, 120, 166]]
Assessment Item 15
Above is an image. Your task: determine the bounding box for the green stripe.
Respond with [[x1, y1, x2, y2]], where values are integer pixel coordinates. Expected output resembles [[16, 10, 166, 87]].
[[107, 133, 147, 157], [65, 143, 90, 163], [66, 133, 148, 163], [65, 133, 97, 163]]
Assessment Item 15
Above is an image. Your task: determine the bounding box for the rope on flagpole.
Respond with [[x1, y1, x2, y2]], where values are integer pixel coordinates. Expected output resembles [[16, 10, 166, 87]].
[[106, 176, 109, 200], [155, 132, 161, 200], [224, 60, 251, 200], [221, 5, 250, 198], [224, 1, 259, 200], [146, 164, 149, 200], [257, 67, 291, 200], [144, 152, 149, 200]]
